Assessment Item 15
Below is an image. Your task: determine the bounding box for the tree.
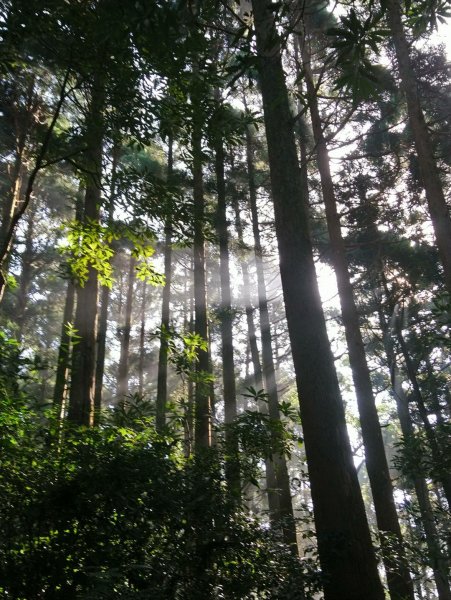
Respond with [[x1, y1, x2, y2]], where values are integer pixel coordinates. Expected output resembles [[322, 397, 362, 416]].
[[250, 0, 384, 596]]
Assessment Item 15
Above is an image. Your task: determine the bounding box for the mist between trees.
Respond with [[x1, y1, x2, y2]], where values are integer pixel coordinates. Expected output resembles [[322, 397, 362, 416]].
[[0, 0, 450, 598]]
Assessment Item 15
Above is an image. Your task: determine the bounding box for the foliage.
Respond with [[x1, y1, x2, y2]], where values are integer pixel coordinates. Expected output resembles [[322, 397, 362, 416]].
[[0, 358, 317, 600], [60, 219, 165, 288]]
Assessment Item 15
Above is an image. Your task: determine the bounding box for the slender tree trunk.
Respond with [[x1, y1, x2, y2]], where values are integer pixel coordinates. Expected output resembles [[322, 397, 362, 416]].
[[94, 146, 120, 421], [117, 253, 136, 399], [232, 191, 281, 524], [138, 280, 147, 397], [251, 0, 384, 596], [192, 104, 212, 451], [94, 283, 110, 419], [156, 135, 174, 431], [53, 279, 76, 419], [68, 77, 104, 427], [214, 134, 240, 494], [387, 0, 451, 295], [301, 36, 414, 600], [246, 128, 297, 551]]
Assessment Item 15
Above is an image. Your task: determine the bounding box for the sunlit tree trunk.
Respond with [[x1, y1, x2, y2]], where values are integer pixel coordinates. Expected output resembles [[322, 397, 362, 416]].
[[117, 253, 136, 400], [68, 77, 104, 426], [156, 135, 174, 431], [246, 127, 297, 551], [232, 191, 281, 521], [300, 35, 414, 600], [387, 0, 451, 295], [251, 0, 384, 596]]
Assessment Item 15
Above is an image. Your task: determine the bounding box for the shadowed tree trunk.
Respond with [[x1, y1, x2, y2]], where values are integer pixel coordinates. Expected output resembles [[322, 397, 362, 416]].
[[192, 100, 212, 451], [156, 135, 174, 431], [138, 279, 147, 397], [251, 0, 384, 596], [117, 253, 136, 400], [54, 190, 84, 419], [300, 33, 414, 600], [68, 76, 104, 427], [214, 133, 239, 495], [53, 279, 76, 419], [387, 0, 451, 295]]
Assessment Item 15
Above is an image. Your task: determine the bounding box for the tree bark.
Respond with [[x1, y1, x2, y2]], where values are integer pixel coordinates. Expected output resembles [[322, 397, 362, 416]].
[[387, 0, 451, 295], [192, 104, 212, 451], [68, 76, 104, 427], [251, 0, 384, 596], [215, 135, 240, 494], [156, 135, 174, 431], [53, 279, 76, 419], [301, 35, 414, 600], [117, 253, 136, 400]]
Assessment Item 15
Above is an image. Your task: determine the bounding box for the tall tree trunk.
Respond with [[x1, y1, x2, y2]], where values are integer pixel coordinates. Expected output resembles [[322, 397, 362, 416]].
[[138, 280, 147, 397], [94, 146, 120, 421], [251, 0, 384, 597], [117, 253, 136, 400], [387, 0, 451, 295], [214, 134, 239, 494], [380, 307, 451, 600], [54, 189, 84, 419], [68, 77, 104, 427], [192, 104, 212, 451], [300, 36, 414, 600], [53, 279, 76, 420], [245, 128, 298, 551], [232, 191, 282, 524], [156, 135, 174, 431]]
